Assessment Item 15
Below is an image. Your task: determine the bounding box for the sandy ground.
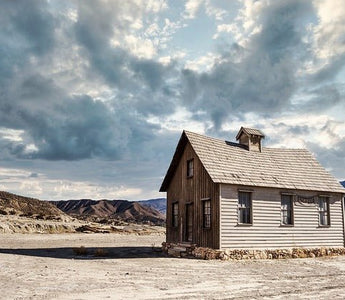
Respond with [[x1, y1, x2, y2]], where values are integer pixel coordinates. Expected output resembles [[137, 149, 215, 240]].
[[1, 234, 345, 300]]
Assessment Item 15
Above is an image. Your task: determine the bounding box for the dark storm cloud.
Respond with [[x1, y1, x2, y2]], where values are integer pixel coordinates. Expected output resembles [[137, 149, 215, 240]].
[[74, 0, 177, 103], [0, 0, 55, 55], [0, 73, 162, 160], [0, 0, 175, 161], [181, 0, 315, 128], [0, 0, 56, 89], [0, 0, 343, 167], [296, 84, 343, 112]]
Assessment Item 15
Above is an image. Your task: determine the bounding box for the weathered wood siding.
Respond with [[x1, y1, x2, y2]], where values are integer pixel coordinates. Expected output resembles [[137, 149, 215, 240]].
[[220, 184, 344, 249], [166, 142, 219, 248]]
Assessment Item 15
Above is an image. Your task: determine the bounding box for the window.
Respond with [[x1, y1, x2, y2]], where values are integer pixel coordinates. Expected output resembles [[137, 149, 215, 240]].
[[187, 159, 194, 177], [318, 197, 330, 226], [238, 192, 252, 224], [172, 202, 179, 227], [202, 199, 211, 228], [281, 195, 293, 225]]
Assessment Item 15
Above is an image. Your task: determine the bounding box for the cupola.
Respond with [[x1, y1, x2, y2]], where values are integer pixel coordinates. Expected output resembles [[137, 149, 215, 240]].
[[236, 127, 265, 152]]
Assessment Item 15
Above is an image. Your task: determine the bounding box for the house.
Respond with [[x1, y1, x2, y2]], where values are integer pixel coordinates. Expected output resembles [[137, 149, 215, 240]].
[[160, 127, 345, 249]]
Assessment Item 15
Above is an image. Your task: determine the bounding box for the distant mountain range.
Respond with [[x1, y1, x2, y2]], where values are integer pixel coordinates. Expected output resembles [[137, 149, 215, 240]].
[[0, 191, 65, 218], [51, 198, 166, 225], [137, 198, 166, 214], [341, 181, 345, 188], [0, 190, 166, 225]]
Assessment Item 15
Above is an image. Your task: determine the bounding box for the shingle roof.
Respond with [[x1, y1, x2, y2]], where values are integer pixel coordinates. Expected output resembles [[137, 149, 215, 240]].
[[160, 130, 345, 194]]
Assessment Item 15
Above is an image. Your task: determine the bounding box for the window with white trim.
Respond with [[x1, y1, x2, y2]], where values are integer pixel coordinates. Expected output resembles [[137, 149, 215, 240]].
[[318, 197, 330, 226], [281, 195, 293, 225], [238, 192, 252, 224]]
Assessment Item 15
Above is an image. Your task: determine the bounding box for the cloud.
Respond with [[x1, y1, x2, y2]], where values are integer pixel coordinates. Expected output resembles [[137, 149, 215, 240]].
[[180, 0, 326, 129], [0, 0, 179, 162], [307, 137, 345, 180], [0, 0, 344, 200], [183, 0, 204, 19]]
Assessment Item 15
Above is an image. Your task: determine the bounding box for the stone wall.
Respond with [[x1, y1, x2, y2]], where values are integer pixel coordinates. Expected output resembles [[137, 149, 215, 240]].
[[162, 242, 345, 260]]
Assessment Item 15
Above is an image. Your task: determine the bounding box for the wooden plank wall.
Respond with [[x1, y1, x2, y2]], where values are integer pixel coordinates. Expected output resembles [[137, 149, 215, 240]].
[[166, 142, 219, 248], [220, 184, 344, 249]]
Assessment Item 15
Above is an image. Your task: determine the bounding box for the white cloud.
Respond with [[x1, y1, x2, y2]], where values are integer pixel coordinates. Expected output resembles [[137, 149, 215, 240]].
[[205, 0, 226, 21], [0, 166, 143, 200], [184, 52, 218, 72], [310, 0, 345, 68], [147, 106, 210, 134], [184, 0, 204, 19], [0, 128, 24, 142], [124, 35, 157, 59], [225, 0, 268, 46], [213, 23, 236, 39]]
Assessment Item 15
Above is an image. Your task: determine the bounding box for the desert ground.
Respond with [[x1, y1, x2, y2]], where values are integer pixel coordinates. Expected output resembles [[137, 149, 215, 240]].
[[1, 233, 345, 299]]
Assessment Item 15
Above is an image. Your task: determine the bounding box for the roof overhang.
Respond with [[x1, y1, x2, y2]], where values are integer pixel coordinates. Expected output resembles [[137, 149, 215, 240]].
[[159, 131, 188, 192]]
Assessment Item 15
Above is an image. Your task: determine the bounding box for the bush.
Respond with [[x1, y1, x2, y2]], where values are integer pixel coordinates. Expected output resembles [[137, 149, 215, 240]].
[[0, 209, 8, 215], [73, 246, 88, 256], [9, 210, 16, 215], [94, 248, 108, 257]]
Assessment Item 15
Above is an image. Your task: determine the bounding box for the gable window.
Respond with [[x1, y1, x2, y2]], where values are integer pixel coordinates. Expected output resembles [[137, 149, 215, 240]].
[[172, 202, 179, 227], [281, 194, 293, 225], [238, 191, 252, 224], [187, 159, 194, 177], [202, 199, 211, 228], [318, 197, 330, 226]]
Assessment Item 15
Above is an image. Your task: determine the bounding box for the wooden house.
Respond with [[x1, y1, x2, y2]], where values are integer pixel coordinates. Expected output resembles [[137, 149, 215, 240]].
[[160, 127, 345, 249]]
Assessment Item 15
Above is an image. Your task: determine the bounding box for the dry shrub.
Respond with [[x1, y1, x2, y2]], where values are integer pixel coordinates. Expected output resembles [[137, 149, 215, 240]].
[[73, 246, 88, 256], [94, 248, 108, 257]]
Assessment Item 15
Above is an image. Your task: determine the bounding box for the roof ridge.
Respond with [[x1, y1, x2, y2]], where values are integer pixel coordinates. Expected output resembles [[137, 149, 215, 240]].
[[184, 130, 308, 151]]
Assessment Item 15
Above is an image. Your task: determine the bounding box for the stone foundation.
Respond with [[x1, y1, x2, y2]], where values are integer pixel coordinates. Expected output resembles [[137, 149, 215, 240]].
[[162, 242, 345, 260]]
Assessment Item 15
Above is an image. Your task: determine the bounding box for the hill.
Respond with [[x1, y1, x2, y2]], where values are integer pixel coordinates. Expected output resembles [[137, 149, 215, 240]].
[[0, 191, 64, 218], [341, 181, 345, 188], [51, 199, 165, 225], [137, 198, 166, 215]]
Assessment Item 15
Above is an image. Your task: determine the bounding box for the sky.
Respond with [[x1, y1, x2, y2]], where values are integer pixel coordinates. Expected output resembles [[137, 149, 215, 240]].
[[0, 0, 345, 200]]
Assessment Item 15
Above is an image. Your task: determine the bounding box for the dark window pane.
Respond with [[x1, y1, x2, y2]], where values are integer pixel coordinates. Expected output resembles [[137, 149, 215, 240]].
[[281, 195, 293, 225], [187, 159, 194, 177], [238, 192, 252, 224], [319, 197, 329, 226], [203, 200, 211, 228], [172, 203, 178, 227]]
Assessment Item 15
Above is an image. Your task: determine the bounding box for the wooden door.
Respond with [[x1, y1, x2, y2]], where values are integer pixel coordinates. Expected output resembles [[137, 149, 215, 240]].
[[185, 203, 193, 242]]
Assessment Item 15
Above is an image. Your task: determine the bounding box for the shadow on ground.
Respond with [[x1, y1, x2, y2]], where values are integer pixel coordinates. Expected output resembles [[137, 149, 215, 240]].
[[0, 246, 167, 260]]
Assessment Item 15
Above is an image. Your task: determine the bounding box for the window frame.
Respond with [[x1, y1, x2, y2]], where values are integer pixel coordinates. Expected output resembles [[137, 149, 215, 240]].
[[280, 194, 294, 226], [187, 159, 194, 178], [237, 191, 253, 225], [172, 202, 179, 228], [318, 196, 330, 227], [202, 198, 211, 229]]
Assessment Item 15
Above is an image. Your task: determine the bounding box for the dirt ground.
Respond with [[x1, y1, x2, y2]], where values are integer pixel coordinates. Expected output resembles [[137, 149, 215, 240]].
[[1, 234, 345, 299]]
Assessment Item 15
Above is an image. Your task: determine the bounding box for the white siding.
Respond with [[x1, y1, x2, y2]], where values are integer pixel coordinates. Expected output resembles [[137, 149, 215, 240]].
[[220, 184, 345, 249]]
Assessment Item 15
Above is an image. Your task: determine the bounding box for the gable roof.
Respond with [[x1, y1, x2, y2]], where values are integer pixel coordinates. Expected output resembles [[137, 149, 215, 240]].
[[160, 130, 345, 194], [236, 127, 265, 140]]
